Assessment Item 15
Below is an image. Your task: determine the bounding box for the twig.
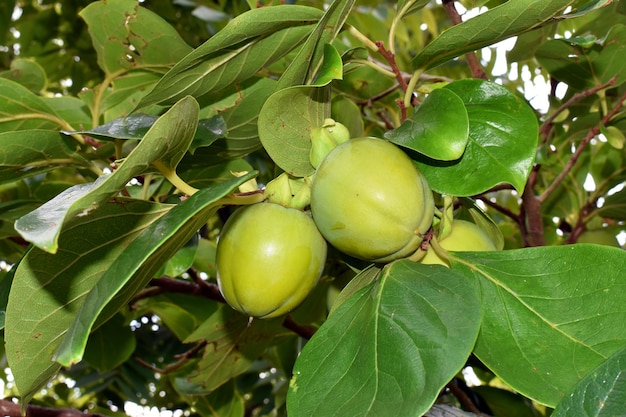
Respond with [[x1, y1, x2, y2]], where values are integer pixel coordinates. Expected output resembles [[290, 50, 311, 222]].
[[539, 89, 626, 203], [136, 341, 207, 374], [445, 379, 492, 416], [475, 196, 520, 223], [135, 275, 317, 340], [282, 315, 317, 340], [0, 400, 107, 417], [539, 75, 618, 143], [442, 1, 487, 79], [375, 41, 410, 120]]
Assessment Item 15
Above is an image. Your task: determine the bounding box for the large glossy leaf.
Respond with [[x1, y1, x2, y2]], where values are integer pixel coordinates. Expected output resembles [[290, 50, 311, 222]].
[[451, 244, 626, 407], [415, 79, 538, 196], [535, 24, 626, 90], [80, 0, 192, 75], [5, 198, 172, 403], [0, 130, 88, 184], [413, 0, 577, 69], [136, 5, 324, 109], [287, 260, 481, 417], [53, 171, 258, 368], [259, 85, 330, 177], [552, 345, 626, 416], [385, 88, 469, 161], [14, 96, 199, 253]]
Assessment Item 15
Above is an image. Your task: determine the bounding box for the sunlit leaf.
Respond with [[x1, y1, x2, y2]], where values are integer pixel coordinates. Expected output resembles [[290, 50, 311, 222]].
[[451, 244, 626, 407], [53, 172, 258, 368], [136, 5, 324, 109], [415, 79, 538, 196], [5, 198, 172, 403], [413, 0, 578, 69], [385, 88, 469, 161], [14, 96, 199, 253], [552, 345, 626, 416], [287, 260, 481, 417], [80, 0, 192, 75], [277, 0, 354, 88], [259, 85, 330, 177]]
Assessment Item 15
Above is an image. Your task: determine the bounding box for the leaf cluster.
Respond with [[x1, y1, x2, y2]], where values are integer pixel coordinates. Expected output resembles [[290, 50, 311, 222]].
[[1, 1, 626, 417]]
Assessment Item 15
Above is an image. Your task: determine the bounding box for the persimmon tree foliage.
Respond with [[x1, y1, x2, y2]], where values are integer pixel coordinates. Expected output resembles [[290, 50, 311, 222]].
[[1, 0, 626, 416]]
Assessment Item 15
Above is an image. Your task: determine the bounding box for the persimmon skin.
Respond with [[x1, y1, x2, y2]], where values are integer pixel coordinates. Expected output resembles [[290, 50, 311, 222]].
[[421, 220, 497, 267], [311, 137, 434, 263], [216, 202, 327, 319]]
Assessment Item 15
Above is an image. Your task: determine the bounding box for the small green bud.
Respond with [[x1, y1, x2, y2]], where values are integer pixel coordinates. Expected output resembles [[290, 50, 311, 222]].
[[309, 118, 351, 169], [264, 173, 312, 210]]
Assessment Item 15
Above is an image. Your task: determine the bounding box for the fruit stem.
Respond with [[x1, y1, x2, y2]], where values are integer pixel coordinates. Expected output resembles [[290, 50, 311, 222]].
[[427, 234, 451, 264], [153, 160, 199, 196], [219, 191, 266, 207]]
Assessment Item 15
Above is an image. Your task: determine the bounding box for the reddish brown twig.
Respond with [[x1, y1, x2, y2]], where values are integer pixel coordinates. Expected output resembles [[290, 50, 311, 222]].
[[442, 1, 487, 79], [136, 341, 207, 374], [539, 75, 618, 143], [539, 88, 626, 203], [0, 400, 107, 417], [134, 275, 318, 340]]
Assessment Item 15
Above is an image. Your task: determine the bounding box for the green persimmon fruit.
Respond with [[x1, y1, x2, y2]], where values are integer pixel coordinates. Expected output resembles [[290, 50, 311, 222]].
[[310, 137, 435, 262], [421, 220, 497, 267], [216, 202, 327, 319]]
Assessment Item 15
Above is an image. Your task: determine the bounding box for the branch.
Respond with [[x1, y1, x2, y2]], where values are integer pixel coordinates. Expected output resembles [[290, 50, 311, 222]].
[[0, 400, 108, 417], [539, 75, 618, 143], [442, 1, 487, 79], [539, 88, 626, 203], [135, 275, 318, 340]]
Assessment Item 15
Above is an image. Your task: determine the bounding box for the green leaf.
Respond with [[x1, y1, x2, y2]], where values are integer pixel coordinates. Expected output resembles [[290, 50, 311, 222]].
[[188, 379, 245, 417], [14, 96, 199, 253], [415, 79, 538, 196], [536, 24, 626, 90], [135, 293, 219, 341], [277, 0, 354, 88], [0, 264, 16, 330], [83, 313, 136, 373], [185, 304, 288, 391], [451, 244, 626, 406], [79, 0, 192, 75], [0, 130, 88, 185], [69, 113, 226, 153], [259, 85, 330, 177], [0, 78, 63, 131], [5, 198, 172, 403], [160, 234, 199, 278], [136, 5, 324, 109], [287, 260, 481, 417], [0, 58, 47, 93], [385, 88, 469, 161], [413, 0, 577, 70], [552, 345, 626, 416], [53, 172, 258, 368]]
